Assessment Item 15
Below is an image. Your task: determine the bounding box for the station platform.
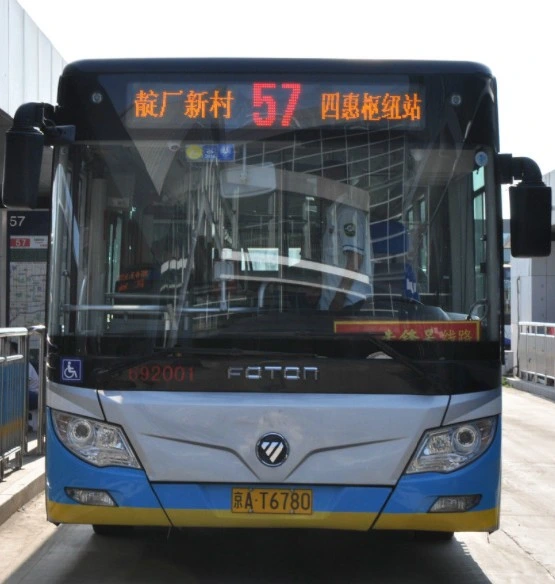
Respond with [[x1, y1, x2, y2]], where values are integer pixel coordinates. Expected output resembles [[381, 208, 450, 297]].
[[0, 437, 45, 526], [506, 376, 555, 403]]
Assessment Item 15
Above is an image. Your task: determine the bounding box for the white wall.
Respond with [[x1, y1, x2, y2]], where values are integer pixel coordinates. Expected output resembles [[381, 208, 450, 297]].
[[511, 251, 555, 322], [0, 0, 65, 116]]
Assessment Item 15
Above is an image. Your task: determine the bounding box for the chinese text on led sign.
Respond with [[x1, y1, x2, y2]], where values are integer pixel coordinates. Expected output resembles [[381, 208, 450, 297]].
[[132, 82, 422, 128]]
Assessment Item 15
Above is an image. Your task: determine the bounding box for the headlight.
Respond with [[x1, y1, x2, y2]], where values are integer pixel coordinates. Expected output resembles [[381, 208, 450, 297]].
[[405, 416, 497, 474], [52, 410, 141, 469]]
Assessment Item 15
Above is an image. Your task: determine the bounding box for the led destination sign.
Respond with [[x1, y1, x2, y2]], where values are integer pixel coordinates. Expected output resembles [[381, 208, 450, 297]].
[[127, 80, 424, 130]]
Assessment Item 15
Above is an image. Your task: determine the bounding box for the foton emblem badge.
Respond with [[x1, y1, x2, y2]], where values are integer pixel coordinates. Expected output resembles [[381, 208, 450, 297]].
[[256, 433, 289, 467]]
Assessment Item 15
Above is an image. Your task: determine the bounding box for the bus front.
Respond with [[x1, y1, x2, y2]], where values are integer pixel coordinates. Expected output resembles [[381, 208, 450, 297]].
[[6, 59, 550, 537]]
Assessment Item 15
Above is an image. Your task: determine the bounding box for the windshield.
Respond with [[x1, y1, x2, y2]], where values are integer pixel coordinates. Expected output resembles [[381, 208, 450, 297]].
[[49, 129, 500, 353]]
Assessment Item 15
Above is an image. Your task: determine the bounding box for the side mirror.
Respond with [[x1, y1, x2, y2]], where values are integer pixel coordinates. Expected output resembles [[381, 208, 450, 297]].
[[509, 182, 552, 257], [2, 126, 45, 209], [2, 102, 74, 209], [497, 154, 552, 258]]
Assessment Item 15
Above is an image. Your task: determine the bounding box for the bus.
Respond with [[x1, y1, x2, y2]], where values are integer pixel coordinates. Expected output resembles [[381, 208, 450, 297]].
[[2, 59, 551, 539]]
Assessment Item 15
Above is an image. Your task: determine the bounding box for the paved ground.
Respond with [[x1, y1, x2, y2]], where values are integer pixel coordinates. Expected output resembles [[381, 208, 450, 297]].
[[506, 376, 555, 403]]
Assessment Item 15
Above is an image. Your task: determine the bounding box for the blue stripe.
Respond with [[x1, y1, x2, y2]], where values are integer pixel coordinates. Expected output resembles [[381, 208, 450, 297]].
[[153, 484, 391, 513]]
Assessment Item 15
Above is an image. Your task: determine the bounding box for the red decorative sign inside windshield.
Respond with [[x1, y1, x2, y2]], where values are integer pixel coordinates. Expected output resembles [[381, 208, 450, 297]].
[[334, 320, 480, 341]]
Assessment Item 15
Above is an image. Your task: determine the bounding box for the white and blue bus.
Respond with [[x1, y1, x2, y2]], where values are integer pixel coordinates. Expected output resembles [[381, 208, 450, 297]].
[[3, 58, 551, 539]]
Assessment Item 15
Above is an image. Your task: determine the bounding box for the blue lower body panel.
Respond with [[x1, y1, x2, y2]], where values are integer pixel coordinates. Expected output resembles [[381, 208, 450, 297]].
[[46, 409, 500, 532], [374, 420, 501, 532], [152, 484, 390, 530], [45, 411, 170, 526]]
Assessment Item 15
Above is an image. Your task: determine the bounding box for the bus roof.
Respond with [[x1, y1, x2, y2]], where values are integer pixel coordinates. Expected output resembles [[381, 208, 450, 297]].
[[61, 58, 493, 78]]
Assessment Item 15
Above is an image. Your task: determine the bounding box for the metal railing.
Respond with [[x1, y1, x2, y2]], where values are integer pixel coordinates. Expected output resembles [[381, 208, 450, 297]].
[[0, 325, 45, 480], [516, 321, 555, 385]]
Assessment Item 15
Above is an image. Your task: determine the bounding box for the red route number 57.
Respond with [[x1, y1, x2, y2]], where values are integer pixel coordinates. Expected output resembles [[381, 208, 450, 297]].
[[252, 82, 301, 127]]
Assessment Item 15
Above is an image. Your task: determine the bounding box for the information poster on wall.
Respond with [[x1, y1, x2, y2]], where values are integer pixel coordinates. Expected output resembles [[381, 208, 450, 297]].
[[7, 211, 49, 332]]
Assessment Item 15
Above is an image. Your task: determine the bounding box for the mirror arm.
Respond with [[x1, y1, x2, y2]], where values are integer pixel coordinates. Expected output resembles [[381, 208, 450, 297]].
[[11, 102, 49, 129], [497, 153, 544, 185], [11, 102, 75, 145]]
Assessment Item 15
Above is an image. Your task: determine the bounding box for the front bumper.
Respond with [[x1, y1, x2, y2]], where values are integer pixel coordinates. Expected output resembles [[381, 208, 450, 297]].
[[46, 409, 500, 532]]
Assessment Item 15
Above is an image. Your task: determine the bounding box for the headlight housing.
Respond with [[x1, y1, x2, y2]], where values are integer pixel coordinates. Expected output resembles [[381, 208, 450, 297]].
[[405, 416, 497, 474], [52, 410, 141, 469]]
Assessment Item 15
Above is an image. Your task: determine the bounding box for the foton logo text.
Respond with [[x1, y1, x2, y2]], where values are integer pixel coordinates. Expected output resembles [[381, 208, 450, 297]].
[[227, 366, 319, 380]]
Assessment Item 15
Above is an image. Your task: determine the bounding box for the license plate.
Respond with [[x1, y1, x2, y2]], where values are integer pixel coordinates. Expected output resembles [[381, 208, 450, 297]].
[[231, 488, 313, 515]]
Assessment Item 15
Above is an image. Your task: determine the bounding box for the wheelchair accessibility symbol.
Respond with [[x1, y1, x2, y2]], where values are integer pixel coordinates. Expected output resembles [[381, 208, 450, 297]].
[[61, 358, 83, 382]]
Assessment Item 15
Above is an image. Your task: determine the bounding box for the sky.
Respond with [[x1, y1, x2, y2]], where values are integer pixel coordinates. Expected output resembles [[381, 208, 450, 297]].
[[16, 0, 555, 181]]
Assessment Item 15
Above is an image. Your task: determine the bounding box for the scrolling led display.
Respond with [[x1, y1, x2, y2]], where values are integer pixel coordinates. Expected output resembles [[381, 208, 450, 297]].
[[126, 80, 424, 130]]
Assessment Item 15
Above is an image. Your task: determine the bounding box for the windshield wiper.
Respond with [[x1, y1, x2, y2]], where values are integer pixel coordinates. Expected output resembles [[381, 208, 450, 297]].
[[466, 299, 489, 321], [279, 330, 446, 392]]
